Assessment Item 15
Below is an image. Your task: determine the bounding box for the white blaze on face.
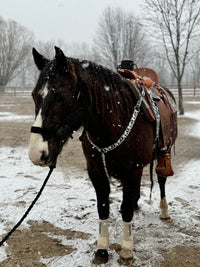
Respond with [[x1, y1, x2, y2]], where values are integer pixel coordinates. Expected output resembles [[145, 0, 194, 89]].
[[28, 109, 49, 166], [40, 83, 48, 98]]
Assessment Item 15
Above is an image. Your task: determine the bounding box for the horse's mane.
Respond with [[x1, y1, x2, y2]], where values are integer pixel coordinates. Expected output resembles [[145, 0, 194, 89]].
[[72, 59, 135, 122], [70, 58, 125, 89]]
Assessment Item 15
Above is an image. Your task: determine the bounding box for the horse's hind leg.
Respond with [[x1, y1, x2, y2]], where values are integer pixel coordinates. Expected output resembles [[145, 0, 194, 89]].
[[88, 167, 110, 263], [158, 175, 171, 220]]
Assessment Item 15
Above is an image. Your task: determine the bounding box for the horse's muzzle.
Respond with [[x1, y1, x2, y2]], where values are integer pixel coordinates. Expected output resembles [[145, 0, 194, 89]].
[[29, 126, 59, 168]]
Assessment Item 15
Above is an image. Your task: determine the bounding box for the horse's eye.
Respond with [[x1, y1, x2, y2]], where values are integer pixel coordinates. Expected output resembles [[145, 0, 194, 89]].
[[50, 88, 56, 95]]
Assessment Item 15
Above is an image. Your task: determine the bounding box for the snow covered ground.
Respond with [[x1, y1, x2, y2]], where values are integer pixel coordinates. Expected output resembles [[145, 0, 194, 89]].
[[184, 103, 200, 138], [0, 111, 33, 122], [0, 104, 200, 266]]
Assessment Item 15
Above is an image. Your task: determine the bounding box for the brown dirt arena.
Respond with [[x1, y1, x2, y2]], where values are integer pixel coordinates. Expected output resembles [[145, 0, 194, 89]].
[[0, 95, 200, 267]]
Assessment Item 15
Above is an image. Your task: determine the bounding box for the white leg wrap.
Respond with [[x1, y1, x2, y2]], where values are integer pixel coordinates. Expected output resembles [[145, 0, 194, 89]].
[[120, 221, 134, 259], [121, 221, 133, 250], [97, 219, 109, 250], [160, 197, 170, 219]]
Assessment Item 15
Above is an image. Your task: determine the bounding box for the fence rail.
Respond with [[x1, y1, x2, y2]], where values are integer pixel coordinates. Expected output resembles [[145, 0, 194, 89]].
[[166, 84, 200, 98], [0, 87, 33, 97], [1, 85, 200, 98]]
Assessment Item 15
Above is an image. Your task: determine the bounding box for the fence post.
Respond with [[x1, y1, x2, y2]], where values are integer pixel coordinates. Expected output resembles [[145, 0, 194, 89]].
[[193, 84, 196, 99]]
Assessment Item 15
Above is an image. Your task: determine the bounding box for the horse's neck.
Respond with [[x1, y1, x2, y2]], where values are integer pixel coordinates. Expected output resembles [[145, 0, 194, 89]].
[[84, 70, 135, 145]]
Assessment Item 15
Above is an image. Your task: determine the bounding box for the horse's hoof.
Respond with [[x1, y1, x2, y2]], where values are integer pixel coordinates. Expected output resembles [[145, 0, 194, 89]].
[[161, 216, 173, 223], [118, 248, 134, 265], [93, 249, 109, 264], [118, 256, 134, 266]]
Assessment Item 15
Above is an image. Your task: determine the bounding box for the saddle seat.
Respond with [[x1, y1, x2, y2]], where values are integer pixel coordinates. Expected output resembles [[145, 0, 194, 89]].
[[118, 65, 177, 177]]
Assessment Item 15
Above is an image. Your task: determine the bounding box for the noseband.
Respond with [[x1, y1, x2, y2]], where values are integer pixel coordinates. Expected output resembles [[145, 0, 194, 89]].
[[30, 125, 74, 140], [30, 126, 56, 136]]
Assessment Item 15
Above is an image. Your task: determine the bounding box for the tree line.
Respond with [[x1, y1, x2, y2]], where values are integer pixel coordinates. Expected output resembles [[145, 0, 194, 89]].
[[0, 0, 200, 114]]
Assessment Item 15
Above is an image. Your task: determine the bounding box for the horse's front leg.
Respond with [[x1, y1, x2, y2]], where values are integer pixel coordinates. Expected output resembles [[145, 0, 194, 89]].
[[158, 175, 171, 220], [119, 168, 142, 264], [88, 167, 110, 263]]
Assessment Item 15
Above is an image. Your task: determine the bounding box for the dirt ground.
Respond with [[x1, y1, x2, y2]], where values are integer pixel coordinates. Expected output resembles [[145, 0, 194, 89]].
[[0, 96, 200, 266]]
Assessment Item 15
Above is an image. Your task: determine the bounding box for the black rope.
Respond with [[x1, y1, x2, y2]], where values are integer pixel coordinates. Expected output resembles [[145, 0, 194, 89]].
[[0, 167, 54, 247]]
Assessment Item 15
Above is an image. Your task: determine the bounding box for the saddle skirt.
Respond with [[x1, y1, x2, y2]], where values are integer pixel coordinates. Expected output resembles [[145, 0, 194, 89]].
[[118, 66, 178, 176], [118, 65, 177, 177]]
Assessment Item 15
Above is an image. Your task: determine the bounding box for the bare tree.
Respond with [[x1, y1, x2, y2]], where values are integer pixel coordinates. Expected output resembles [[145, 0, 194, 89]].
[[65, 42, 93, 60], [151, 53, 171, 85], [0, 17, 34, 87], [35, 39, 93, 60], [28, 39, 94, 86], [187, 42, 200, 86], [93, 7, 150, 71], [143, 0, 200, 114]]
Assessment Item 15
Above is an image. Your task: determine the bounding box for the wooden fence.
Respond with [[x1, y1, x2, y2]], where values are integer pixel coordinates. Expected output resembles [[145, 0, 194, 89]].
[[166, 85, 200, 98], [1, 85, 200, 98], [0, 87, 33, 97]]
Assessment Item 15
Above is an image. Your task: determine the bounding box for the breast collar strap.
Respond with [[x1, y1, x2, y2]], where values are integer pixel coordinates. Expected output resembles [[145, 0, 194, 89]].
[[86, 87, 144, 180]]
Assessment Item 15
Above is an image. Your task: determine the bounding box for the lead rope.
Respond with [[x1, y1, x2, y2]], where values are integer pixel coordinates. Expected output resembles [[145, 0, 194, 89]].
[[86, 88, 145, 180], [0, 166, 55, 247]]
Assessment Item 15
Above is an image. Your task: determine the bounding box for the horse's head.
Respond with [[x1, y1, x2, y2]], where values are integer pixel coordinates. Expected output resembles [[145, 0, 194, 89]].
[[28, 47, 85, 168]]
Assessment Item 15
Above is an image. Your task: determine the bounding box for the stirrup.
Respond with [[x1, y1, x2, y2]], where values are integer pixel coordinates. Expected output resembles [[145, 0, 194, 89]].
[[156, 153, 174, 176]]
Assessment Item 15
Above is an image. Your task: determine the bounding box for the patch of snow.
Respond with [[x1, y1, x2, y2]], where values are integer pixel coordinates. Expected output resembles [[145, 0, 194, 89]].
[[0, 146, 199, 266], [184, 110, 200, 121], [183, 110, 200, 137], [0, 105, 200, 266], [185, 101, 200, 105], [0, 112, 34, 122]]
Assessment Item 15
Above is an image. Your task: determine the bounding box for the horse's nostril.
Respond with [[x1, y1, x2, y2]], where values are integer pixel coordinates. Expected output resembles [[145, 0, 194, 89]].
[[40, 151, 47, 162]]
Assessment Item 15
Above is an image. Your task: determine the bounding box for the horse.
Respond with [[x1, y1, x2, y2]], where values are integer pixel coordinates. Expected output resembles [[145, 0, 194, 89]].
[[28, 46, 177, 264]]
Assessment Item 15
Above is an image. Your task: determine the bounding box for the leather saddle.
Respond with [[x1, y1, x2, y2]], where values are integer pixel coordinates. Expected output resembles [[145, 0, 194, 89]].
[[118, 64, 177, 176]]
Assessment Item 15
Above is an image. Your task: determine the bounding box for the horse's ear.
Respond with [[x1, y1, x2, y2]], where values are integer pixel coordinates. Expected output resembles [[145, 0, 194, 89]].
[[54, 46, 76, 79], [54, 46, 66, 67], [32, 48, 48, 70]]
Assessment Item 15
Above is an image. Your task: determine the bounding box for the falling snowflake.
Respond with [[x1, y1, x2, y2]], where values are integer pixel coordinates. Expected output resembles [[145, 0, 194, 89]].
[[81, 62, 89, 69], [104, 85, 110, 91]]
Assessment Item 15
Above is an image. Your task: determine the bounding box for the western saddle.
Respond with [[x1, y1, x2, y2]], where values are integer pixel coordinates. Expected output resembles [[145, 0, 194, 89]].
[[117, 60, 177, 177]]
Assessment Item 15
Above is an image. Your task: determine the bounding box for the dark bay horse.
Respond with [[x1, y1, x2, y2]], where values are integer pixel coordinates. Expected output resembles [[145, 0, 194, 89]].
[[28, 46, 176, 264]]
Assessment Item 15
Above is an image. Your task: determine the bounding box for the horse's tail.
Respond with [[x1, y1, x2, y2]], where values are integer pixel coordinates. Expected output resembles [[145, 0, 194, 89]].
[[161, 85, 176, 104]]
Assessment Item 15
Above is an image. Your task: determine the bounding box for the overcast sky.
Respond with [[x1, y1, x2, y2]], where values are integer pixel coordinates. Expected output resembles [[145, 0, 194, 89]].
[[0, 0, 144, 44]]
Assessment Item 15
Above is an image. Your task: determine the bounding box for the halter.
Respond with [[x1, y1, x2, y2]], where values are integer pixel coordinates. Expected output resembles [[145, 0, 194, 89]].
[[31, 126, 56, 136], [30, 87, 83, 139], [86, 87, 145, 180]]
